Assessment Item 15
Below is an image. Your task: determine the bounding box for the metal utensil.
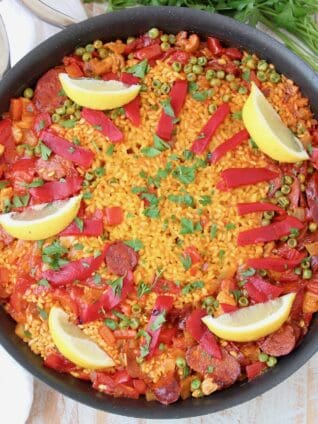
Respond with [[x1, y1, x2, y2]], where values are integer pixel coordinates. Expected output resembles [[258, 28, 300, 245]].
[[20, 0, 79, 28]]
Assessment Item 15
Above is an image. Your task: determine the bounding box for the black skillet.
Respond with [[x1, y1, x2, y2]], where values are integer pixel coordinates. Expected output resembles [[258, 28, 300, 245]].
[[0, 6, 317, 419]]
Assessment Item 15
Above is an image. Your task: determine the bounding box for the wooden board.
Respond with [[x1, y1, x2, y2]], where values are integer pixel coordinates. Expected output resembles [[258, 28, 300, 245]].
[[26, 352, 318, 424]]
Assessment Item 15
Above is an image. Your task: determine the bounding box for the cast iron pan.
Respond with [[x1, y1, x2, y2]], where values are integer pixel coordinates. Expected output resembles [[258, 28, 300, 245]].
[[0, 6, 317, 419]]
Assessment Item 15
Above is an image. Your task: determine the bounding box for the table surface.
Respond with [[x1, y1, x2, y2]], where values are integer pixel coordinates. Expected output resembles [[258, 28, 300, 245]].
[[26, 352, 318, 424]]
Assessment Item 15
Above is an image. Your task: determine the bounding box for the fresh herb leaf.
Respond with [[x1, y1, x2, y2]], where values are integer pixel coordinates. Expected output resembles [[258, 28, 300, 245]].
[[137, 281, 151, 298], [167, 193, 194, 207], [160, 98, 175, 118], [95, 167, 105, 177], [231, 289, 242, 303], [109, 276, 124, 297], [38, 307, 48, 320], [27, 179, 44, 188], [182, 280, 204, 294], [131, 186, 147, 194], [225, 222, 236, 231], [83, 191, 92, 200], [75, 217, 84, 232], [106, 144, 114, 156], [43, 240, 68, 256], [180, 218, 195, 235], [180, 253, 192, 270], [143, 205, 160, 218], [125, 239, 144, 252], [141, 146, 161, 157], [153, 134, 170, 151], [173, 165, 196, 185], [241, 267, 256, 277], [232, 111, 242, 120], [199, 195, 211, 206], [210, 224, 218, 240], [12, 194, 30, 208], [182, 149, 194, 161], [126, 59, 148, 79], [37, 279, 50, 287], [39, 142, 52, 160], [219, 249, 226, 263], [73, 243, 84, 250], [93, 273, 102, 285], [150, 311, 166, 331], [138, 329, 152, 359], [60, 119, 76, 129]]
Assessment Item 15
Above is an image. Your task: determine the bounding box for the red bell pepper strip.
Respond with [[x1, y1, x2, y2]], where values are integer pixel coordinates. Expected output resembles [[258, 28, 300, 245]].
[[134, 44, 162, 61], [81, 108, 123, 143], [34, 112, 51, 134], [44, 352, 76, 372], [65, 63, 84, 78], [237, 202, 285, 216], [43, 244, 108, 287], [124, 96, 141, 127], [225, 48, 243, 60], [207, 37, 223, 56], [0, 119, 16, 163], [80, 271, 134, 323], [40, 130, 94, 168], [145, 295, 174, 358], [120, 72, 140, 85], [104, 206, 124, 226], [191, 103, 230, 154], [167, 50, 190, 65], [30, 176, 82, 203], [237, 216, 304, 246], [184, 246, 201, 264], [102, 72, 118, 81], [156, 79, 188, 141], [152, 278, 180, 295], [209, 129, 249, 164], [218, 168, 279, 190], [220, 303, 239, 313], [245, 276, 283, 303], [60, 218, 103, 236], [246, 257, 302, 272], [246, 362, 267, 380], [288, 178, 300, 208], [186, 309, 222, 359], [306, 173, 318, 223]]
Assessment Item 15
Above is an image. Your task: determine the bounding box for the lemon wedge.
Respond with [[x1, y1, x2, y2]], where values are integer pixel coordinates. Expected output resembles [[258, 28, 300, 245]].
[[49, 307, 114, 369], [242, 82, 308, 163], [59, 73, 140, 110], [202, 293, 295, 342], [0, 195, 81, 241]]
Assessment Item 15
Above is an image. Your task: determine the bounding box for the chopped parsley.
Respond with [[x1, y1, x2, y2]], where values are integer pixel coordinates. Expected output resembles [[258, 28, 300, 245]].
[[167, 193, 194, 207], [219, 249, 226, 264], [180, 254, 192, 271], [126, 59, 149, 79], [125, 239, 144, 252], [180, 218, 202, 235], [141, 146, 161, 157], [143, 205, 160, 218], [182, 280, 205, 294], [241, 267, 256, 277], [74, 217, 84, 232], [39, 142, 52, 160], [225, 222, 236, 231], [109, 276, 124, 297], [137, 281, 151, 298], [37, 279, 50, 287], [27, 179, 44, 188], [210, 224, 218, 240], [106, 144, 114, 156], [160, 98, 175, 118], [60, 119, 76, 129], [173, 165, 196, 185], [73, 243, 84, 250], [12, 194, 30, 208], [38, 307, 48, 320], [138, 329, 152, 359], [150, 311, 166, 331], [199, 195, 211, 206]]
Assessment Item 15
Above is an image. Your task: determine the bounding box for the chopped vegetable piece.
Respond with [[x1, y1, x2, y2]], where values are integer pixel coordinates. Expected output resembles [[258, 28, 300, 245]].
[[218, 168, 279, 190], [209, 129, 249, 164], [81, 108, 123, 143]]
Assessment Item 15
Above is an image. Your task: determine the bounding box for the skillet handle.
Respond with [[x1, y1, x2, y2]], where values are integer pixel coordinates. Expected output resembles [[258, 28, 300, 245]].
[[20, 0, 80, 28], [0, 14, 10, 79]]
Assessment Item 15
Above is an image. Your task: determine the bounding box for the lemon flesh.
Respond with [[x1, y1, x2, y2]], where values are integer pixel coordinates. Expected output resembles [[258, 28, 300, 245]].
[[0, 195, 81, 241], [202, 293, 295, 342], [49, 307, 114, 369], [59, 73, 140, 110], [242, 83, 308, 163]]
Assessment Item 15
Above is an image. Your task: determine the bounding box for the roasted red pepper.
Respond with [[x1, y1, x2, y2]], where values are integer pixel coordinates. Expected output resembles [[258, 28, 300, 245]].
[[237, 216, 304, 246], [306, 173, 318, 222], [184, 245, 201, 264], [167, 50, 190, 65], [246, 257, 302, 272], [245, 276, 283, 303], [145, 295, 174, 358], [104, 206, 124, 226], [217, 168, 279, 190], [40, 130, 94, 168], [33, 112, 51, 134], [209, 129, 249, 164], [156, 79, 188, 141], [207, 37, 223, 56], [30, 176, 82, 203], [220, 303, 239, 313], [80, 271, 134, 323], [246, 362, 267, 380], [43, 244, 108, 287], [134, 44, 162, 61], [152, 278, 180, 295], [191, 103, 230, 154], [65, 63, 84, 78], [60, 218, 103, 237], [0, 119, 16, 163], [44, 352, 76, 373], [120, 72, 140, 85], [186, 309, 222, 359], [237, 202, 285, 216], [124, 96, 141, 127], [225, 47, 243, 60], [81, 108, 123, 143]]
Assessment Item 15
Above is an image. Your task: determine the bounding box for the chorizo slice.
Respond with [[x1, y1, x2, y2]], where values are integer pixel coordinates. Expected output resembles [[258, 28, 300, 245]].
[[33, 68, 66, 113], [153, 375, 181, 405], [186, 345, 240, 388], [258, 324, 296, 357], [105, 241, 138, 276]]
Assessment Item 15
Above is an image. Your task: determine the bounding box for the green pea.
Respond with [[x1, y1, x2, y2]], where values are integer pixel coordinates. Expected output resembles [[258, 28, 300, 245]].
[[160, 42, 170, 51], [256, 71, 267, 82], [303, 269, 313, 280], [160, 34, 169, 42], [280, 235, 289, 242], [269, 72, 281, 83], [74, 110, 81, 120], [23, 88, 34, 99], [82, 52, 92, 62], [132, 304, 141, 313], [160, 83, 170, 94], [258, 269, 267, 277], [98, 48, 108, 59], [238, 86, 247, 94], [168, 34, 176, 44], [258, 352, 269, 362], [266, 356, 277, 367], [206, 305, 214, 314], [51, 114, 60, 123], [246, 59, 256, 69], [257, 60, 268, 71], [197, 56, 207, 66], [85, 44, 95, 53], [75, 47, 85, 56], [104, 318, 117, 330], [184, 64, 193, 74], [119, 320, 129, 329], [277, 196, 290, 208], [130, 317, 140, 330], [300, 183, 306, 192], [64, 99, 73, 107], [152, 79, 162, 88], [287, 238, 297, 248], [230, 82, 238, 90], [85, 171, 94, 181], [66, 106, 76, 115], [225, 73, 235, 82], [176, 357, 186, 368], [238, 296, 249, 307], [216, 70, 225, 79], [172, 62, 182, 72], [261, 218, 271, 226], [309, 222, 318, 232], [190, 56, 198, 65], [222, 94, 231, 102], [206, 69, 216, 80], [192, 64, 203, 75], [126, 37, 135, 44], [281, 184, 291, 194], [56, 106, 66, 116], [190, 378, 201, 391], [93, 40, 103, 49], [186, 73, 197, 82], [283, 175, 294, 185], [210, 78, 221, 87], [148, 28, 159, 39], [263, 211, 275, 220], [301, 260, 310, 269], [203, 296, 215, 306], [294, 267, 302, 275]]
